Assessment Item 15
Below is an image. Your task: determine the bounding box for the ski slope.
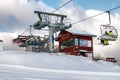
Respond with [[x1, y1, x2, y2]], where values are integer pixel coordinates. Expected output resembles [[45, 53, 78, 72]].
[[0, 51, 120, 80]]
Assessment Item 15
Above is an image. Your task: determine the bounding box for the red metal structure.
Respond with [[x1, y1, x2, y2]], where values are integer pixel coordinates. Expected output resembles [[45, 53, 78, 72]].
[[13, 35, 29, 46], [56, 28, 96, 56]]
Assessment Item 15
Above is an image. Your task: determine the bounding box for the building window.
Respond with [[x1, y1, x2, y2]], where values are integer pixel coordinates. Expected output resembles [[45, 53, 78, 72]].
[[67, 39, 72, 47], [80, 39, 92, 47], [60, 41, 66, 49], [74, 38, 78, 46], [60, 39, 73, 49]]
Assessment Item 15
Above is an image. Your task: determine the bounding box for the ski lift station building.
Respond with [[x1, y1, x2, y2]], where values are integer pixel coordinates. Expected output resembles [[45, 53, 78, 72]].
[[0, 39, 3, 52], [56, 28, 96, 56]]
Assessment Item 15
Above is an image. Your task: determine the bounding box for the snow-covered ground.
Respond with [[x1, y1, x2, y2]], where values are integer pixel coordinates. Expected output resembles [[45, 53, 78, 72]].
[[0, 51, 120, 80]]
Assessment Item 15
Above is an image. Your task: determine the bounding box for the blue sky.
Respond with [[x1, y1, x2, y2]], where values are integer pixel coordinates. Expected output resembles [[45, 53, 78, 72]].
[[75, 0, 119, 10], [42, 0, 120, 12]]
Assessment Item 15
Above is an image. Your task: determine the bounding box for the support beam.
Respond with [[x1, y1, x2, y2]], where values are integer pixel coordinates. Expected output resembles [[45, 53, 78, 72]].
[[34, 11, 67, 18], [49, 26, 54, 53]]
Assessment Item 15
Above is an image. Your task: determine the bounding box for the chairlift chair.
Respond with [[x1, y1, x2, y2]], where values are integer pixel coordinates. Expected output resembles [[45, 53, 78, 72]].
[[98, 11, 118, 44], [98, 25, 118, 41], [26, 36, 41, 46]]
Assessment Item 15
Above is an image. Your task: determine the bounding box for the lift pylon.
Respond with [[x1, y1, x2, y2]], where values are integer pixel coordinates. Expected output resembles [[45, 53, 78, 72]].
[[33, 11, 71, 52]]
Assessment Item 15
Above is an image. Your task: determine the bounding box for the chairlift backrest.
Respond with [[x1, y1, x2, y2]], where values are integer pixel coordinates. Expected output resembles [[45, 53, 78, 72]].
[[99, 25, 118, 41], [100, 25, 118, 36]]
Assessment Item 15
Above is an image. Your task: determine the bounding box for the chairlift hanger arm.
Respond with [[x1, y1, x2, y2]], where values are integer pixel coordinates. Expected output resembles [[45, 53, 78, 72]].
[[107, 11, 111, 25]]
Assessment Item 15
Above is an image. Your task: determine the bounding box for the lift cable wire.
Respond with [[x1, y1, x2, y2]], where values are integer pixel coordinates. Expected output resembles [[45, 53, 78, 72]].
[[20, 27, 31, 36], [19, 0, 73, 36], [52, 0, 72, 13], [71, 5, 120, 25]]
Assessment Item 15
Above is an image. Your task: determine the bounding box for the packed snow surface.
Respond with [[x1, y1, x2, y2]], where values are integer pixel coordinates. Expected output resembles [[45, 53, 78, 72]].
[[0, 51, 120, 80]]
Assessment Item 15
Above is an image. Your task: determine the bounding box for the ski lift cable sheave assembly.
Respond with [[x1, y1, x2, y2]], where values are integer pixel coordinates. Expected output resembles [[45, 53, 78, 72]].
[[33, 0, 73, 52]]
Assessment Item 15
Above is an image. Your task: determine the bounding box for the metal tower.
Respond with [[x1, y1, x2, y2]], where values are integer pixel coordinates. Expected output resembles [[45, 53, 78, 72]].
[[33, 11, 71, 52]]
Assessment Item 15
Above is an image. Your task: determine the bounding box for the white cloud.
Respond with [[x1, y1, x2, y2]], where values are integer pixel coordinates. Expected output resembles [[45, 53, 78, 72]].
[[0, 0, 54, 32]]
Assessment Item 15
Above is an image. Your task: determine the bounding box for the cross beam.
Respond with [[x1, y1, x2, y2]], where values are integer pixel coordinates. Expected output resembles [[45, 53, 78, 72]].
[[34, 11, 67, 17], [34, 11, 67, 23]]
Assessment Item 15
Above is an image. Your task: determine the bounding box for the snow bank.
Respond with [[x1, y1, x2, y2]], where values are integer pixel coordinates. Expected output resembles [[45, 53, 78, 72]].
[[0, 51, 119, 72]]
